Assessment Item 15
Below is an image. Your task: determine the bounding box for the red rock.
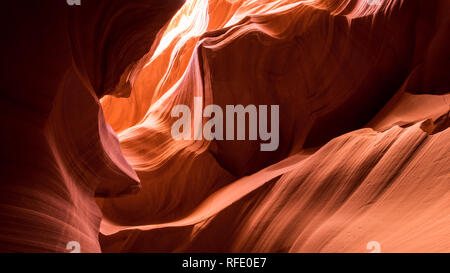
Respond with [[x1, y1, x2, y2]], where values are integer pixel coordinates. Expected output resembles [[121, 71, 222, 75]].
[[0, 0, 184, 252], [1, 0, 448, 253]]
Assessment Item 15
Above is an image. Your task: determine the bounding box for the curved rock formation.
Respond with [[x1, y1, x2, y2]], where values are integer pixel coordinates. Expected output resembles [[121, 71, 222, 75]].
[[0, 0, 184, 252], [0, 0, 448, 253], [98, 0, 449, 252]]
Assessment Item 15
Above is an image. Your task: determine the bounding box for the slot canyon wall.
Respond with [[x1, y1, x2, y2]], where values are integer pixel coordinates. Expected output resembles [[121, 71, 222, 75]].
[[0, 0, 449, 253]]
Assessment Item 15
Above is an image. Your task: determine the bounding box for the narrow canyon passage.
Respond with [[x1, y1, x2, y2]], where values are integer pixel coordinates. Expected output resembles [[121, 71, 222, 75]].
[[0, 0, 448, 253]]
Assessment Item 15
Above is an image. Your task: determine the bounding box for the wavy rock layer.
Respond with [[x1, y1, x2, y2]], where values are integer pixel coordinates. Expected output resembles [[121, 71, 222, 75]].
[[101, 120, 450, 252], [98, 0, 450, 252], [0, 0, 448, 253], [0, 1, 183, 252]]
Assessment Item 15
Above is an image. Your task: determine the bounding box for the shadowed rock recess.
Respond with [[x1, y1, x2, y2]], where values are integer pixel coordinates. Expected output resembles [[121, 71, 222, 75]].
[[1, 0, 449, 253]]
